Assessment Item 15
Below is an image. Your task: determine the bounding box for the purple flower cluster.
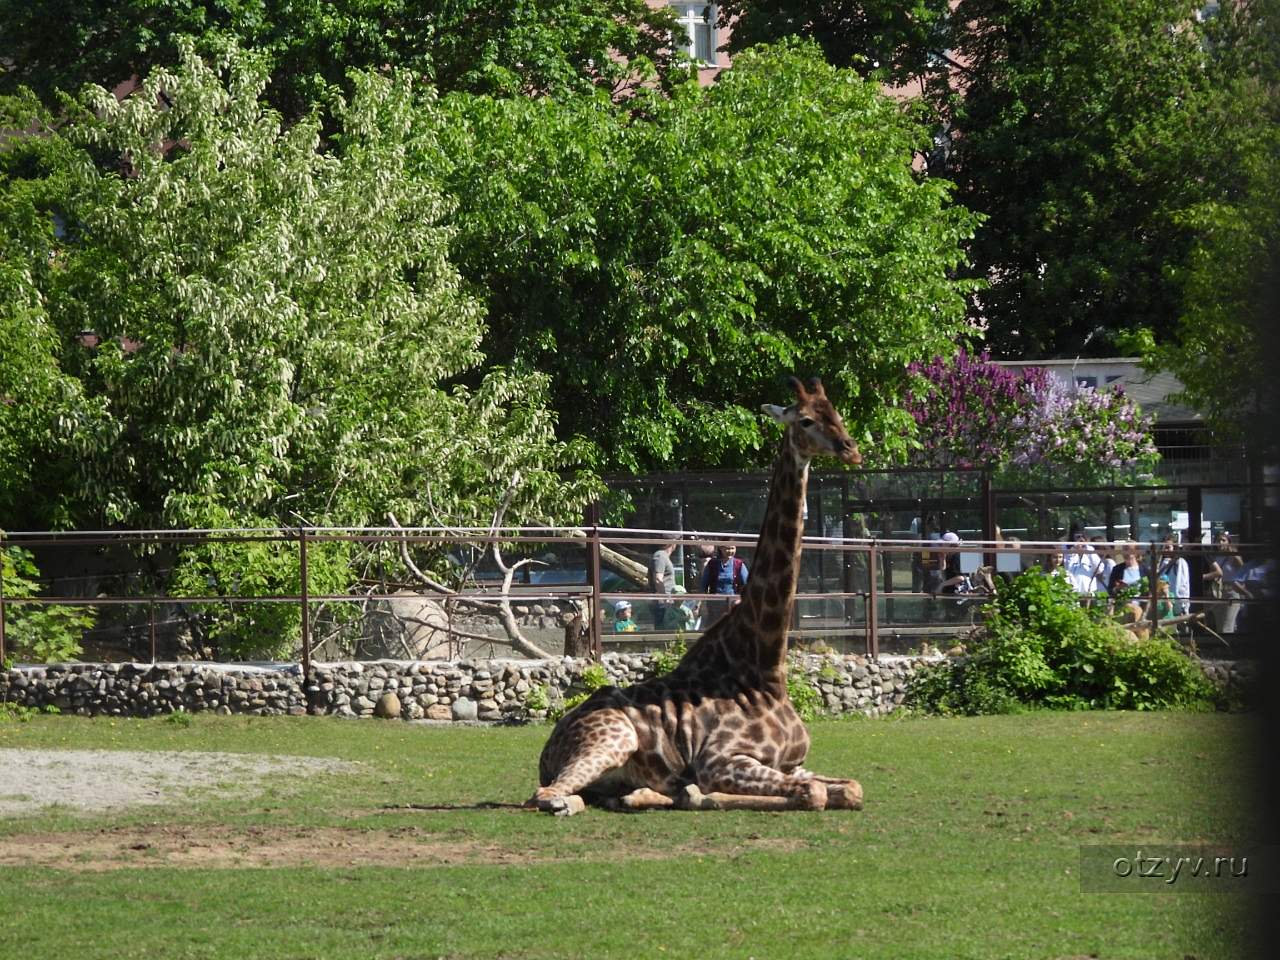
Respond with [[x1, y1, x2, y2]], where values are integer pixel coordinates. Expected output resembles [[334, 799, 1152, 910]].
[[903, 350, 1159, 481], [1013, 377, 1159, 477]]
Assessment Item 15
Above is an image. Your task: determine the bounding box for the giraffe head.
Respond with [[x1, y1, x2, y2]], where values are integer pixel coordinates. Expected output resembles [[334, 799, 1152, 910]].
[[762, 377, 862, 466]]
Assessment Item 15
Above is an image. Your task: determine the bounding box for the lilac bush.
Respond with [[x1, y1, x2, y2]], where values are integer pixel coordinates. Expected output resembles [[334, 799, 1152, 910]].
[[904, 350, 1159, 483], [1011, 376, 1160, 482]]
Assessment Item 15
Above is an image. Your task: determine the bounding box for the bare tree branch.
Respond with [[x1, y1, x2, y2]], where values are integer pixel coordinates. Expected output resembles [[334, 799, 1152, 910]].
[[387, 504, 555, 660]]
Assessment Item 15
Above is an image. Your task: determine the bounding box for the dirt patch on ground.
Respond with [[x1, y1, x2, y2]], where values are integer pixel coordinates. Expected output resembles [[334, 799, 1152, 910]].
[[0, 823, 805, 870], [0, 748, 358, 817], [0, 748, 808, 870]]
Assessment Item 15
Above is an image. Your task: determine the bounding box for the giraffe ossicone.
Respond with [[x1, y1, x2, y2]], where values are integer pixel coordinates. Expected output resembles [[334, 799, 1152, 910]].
[[527, 377, 864, 815]]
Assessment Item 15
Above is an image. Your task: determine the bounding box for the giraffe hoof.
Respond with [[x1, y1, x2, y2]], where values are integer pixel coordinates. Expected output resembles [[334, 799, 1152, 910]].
[[826, 780, 864, 811], [678, 783, 713, 811], [539, 795, 586, 817], [801, 779, 828, 811]]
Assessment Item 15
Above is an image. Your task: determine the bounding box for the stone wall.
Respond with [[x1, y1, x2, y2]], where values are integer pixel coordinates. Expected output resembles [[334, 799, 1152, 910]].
[[0, 654, 1256, 721]]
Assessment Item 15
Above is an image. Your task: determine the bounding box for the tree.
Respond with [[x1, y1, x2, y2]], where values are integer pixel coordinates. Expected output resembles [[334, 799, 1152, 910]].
[[433, 41, 982, 471], [29, 44, 596, 533], [726, 2, 1275, 367], [2, 43, 600, 535], [0, 91, 85, 524], [1123, 1, 1280, 453], [931, 0, 1244, 357], [0, 1, 684, 121], [717, 0, 952, 85], [1, 44, 604, 658]]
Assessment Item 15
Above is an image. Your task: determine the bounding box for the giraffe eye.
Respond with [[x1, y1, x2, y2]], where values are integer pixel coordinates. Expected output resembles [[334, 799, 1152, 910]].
[[798, 416, 815, 428]]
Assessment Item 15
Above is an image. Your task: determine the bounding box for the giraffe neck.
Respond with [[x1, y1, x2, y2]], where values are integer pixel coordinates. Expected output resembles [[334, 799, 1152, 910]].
[[727, 427, 810, 684]]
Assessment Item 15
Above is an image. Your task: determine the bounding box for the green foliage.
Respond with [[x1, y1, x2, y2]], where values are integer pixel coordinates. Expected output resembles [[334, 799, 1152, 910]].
[[577, 663, 610, 693], [436, 40, 981, 470], [0, 545, 93, 663], [168, 523, 358, 661], [0, 701, 61, 721], [0, 91, 82, 524], [738, 1, 1276, 365], [0, 1, 685, 120], [908, 569, 1216, 715], [786, 669, 825, 722], [0, 44, 602, 659], [932, 0, 1267, 358], [524, 684, 551, 714], [718, 0, 954, 85], [26, 45, 597, 534], [1130, 3, 1280, 454], [548, 661, 614, 722], [647, 638, 688, 678], [1, 702, 37, 722], [164, 711, 195, 727]]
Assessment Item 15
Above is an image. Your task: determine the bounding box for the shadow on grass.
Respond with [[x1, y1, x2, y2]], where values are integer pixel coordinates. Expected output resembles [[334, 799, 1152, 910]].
[[379, 801, 529, 812]]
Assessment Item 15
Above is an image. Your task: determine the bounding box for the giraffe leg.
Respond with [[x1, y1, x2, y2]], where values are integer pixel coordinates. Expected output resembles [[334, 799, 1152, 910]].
[[695, 755, 829, 811], [601, 787, 676, 812], [790, 768, 863, 810], [679, 783, 815, 811], [526, 707, 639, 816]]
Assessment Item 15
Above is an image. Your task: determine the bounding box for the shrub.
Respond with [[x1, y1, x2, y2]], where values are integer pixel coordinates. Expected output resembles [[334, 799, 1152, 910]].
[[1, 545, 94, 664], [0, 702, 60, 723], [903, 349, 1159, 484], [524, 684, 551, 714], [786, 669, 824, 723], [908, 569, 1215, 715], [647, 638, 687, 678], [548, 662, 614, 722]]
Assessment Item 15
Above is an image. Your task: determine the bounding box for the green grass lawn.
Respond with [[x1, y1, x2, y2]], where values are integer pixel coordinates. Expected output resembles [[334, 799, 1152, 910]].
[[0, 710, 1258, 960]]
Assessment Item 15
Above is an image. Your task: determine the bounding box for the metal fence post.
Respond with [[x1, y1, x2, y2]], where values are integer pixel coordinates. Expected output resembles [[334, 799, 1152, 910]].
[[299, 525, 311, 676], [1187, 485, 1204, 603], [981, 469, 996, 570], [1146, 541, 1158, 629], [866, 542, 879, 659], [586, 502, 603, 660]]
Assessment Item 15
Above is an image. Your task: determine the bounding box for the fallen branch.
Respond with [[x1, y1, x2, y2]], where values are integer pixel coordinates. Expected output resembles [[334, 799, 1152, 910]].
[[387, 504, 555, 660], [562, 528, 648, 585]]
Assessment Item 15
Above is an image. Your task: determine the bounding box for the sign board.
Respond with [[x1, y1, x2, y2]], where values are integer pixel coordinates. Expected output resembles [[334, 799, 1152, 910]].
[[996, 551, 1023, 574]]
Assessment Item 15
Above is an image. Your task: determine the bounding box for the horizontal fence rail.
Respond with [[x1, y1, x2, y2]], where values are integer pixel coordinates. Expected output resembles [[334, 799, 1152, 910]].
[[1, 526, 1271, 668]]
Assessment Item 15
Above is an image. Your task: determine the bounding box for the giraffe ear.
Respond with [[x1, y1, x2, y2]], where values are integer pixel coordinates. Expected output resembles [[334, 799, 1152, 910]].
[[761, 403, 790, 423]]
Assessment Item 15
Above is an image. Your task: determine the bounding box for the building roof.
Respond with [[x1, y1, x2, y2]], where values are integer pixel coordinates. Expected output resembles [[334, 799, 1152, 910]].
[[995, 358, 1202, 423]]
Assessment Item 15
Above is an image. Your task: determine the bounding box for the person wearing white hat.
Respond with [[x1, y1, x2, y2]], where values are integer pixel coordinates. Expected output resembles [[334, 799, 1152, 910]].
[[935, 531, 965, 594], [613, 600, 637, 633]]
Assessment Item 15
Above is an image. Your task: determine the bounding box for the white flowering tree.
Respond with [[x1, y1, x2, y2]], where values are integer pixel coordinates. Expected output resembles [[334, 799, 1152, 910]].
[[1, 44, 600, 658]]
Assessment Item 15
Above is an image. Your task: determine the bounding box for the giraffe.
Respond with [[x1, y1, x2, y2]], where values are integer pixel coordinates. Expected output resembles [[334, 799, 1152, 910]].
[[527, 377, 865, 815]]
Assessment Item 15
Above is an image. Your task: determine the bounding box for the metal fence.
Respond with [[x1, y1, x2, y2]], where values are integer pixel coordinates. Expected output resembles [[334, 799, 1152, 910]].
[[1, 525, 1270, 666]]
